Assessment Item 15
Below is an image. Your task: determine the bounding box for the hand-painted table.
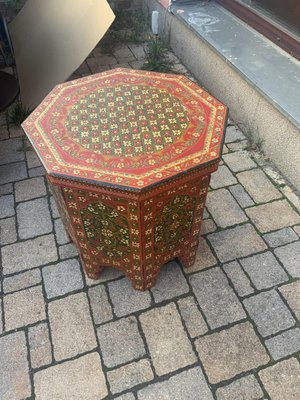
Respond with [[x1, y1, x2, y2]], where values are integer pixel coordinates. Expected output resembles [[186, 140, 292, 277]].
[[22, 68, 228, 290]]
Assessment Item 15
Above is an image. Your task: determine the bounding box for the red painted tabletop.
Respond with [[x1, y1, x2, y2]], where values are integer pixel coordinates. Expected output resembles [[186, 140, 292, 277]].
[[22, 68, 228, 190]]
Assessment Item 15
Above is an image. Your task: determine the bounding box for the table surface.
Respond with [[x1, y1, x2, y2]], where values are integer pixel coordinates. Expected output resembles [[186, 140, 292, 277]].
[[22, 68, 227, 191]]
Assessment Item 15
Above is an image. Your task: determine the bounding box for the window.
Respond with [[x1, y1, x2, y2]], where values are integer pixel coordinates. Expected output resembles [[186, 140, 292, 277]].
[[244, 0, 300, 37], [217, 0, 300, 60]]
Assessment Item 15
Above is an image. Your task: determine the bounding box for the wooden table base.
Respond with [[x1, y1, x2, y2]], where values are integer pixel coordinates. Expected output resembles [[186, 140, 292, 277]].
[[49, 168, 212, 290]]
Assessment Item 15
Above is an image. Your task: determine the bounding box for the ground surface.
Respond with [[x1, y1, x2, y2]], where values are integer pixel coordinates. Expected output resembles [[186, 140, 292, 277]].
[[1, 41, 300, 400]]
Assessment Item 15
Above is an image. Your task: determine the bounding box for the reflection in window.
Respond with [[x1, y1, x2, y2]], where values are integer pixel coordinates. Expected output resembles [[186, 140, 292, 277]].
[[240, 0, 300, 37]]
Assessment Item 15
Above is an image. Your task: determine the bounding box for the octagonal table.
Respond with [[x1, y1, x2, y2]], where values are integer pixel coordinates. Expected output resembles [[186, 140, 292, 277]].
[[22, 68, 228, 290]]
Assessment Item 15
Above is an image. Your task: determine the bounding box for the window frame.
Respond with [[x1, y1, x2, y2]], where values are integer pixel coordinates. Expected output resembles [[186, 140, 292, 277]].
[[216, 0, 300, 61]]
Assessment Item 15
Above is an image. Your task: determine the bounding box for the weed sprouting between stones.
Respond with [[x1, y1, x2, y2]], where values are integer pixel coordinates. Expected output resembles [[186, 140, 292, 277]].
[[8, 100, 31, 126], [142, 36, 174, 73]]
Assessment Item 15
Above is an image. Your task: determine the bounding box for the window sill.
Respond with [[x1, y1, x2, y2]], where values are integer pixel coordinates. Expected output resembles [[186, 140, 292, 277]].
[[170, 1, 300, 129]]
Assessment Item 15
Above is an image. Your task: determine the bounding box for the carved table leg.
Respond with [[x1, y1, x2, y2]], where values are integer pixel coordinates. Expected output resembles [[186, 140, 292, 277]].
[[178, 240, 199, 270], [83, 261, 103, 280], [79, 251, 104, 280]]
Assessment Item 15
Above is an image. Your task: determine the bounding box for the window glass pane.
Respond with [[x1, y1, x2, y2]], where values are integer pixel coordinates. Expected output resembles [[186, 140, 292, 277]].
[[241, 0, 300, 37]]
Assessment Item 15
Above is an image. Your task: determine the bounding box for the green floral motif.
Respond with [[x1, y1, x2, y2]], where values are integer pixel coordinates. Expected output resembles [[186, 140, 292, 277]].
[[80, 202, 130, 258], [154, 194, 195, 254]]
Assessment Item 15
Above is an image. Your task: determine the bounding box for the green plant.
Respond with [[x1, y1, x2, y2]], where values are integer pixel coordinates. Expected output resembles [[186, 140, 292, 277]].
[[0, 0, 23, 15], [142, 36, 174, 72], [8, 100, 31, 126], [127, 10, 147, 43], [101, 9, 147, 51], [7, 0, 22, 10]]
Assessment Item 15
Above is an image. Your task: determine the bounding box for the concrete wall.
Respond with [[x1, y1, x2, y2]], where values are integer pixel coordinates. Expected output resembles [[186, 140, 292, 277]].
[[143, 0, 300, 191]]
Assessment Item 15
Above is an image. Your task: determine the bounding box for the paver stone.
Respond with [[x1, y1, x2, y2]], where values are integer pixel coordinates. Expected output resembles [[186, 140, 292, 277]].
[[34, 352, 107, 400], [139, 303, 196, 376], [0, 331, 31, 400], [259, 358, 300, 400], [195, 322, 269, 383]]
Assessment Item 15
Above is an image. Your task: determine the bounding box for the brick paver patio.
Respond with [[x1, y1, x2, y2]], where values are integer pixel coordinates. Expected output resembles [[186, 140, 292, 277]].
[[1, 41, 300, 400]]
